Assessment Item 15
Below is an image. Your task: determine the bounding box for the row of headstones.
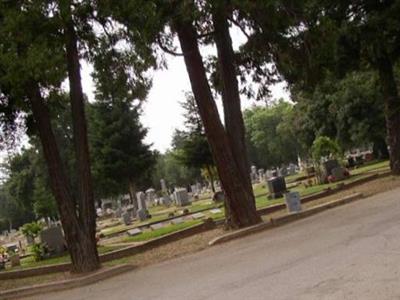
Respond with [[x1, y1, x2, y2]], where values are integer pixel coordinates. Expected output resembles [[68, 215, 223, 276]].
[[121, 188, 192, 225], [250, 164, 298, 183]]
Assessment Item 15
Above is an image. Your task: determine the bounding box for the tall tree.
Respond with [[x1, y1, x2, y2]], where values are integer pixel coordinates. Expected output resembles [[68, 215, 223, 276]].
[[211, 1, 256, 219], [172, 1, 261, 228], [0, 0, 102, 273]]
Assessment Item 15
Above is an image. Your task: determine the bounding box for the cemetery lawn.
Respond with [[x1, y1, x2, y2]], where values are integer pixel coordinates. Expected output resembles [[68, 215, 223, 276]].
[[11, 245, 124, 270], [122, 220, 202, 243]]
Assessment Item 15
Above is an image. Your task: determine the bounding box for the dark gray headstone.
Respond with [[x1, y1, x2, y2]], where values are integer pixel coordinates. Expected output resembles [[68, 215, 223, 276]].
[[40, 227, 65, 254]]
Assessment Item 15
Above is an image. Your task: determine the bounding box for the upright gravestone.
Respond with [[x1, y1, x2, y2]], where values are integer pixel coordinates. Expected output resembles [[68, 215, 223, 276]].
[[251, 165, 258, 183], [121, 212, 132, 225], [161, 195, 172, 206], [284, 191, 301, 213], [146, 188, 156, 206], [136, 192, 147, 211], [288, 164, 297, 175], [258, 169, 265, 182], [174, 188, 190, 206], [267, 176, 287, 199], [136, 191, 149, 221], [40, 226, 66, 254], [160, 179, 167, 193]]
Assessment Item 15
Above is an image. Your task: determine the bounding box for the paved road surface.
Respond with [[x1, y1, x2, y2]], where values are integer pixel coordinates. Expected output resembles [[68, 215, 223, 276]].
[[29, 188, 400, 300]]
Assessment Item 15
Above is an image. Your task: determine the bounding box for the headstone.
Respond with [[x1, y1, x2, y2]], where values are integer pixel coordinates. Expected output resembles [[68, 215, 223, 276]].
[[288, 164, 296, 175], [191, 184, 198, 195], [305, 166, 315, 176], [192, 212, 206, 219], [136, 208, 148, 222], [258, 169, 265, 182], [136, 192, 147, 211], [284, 191, 301, 213], [146, 188, 156, 206], [212, 191, 225, 203], [331, 167, 346, 181], [174, 188, 190, 206], [101, 199, 113, 211], [127, 228, 142, 237], [114, 207, 123, 218], [210, 208, 222, 214], [150, 223, 164, 230], [121, 212, 132, 225], [267, 176, 287, 199], [26, 235, 34, 246], [10, 255, 20, 267], [40, 227, 65, 254], [161, 195, 172, 206], [323, 159, 340, 176], [171, 217, 184, 225], [160, 179, 167, 193], [251, 165, 258, 182], [266, 170, 273, 179], [120, 194, 130, 207]]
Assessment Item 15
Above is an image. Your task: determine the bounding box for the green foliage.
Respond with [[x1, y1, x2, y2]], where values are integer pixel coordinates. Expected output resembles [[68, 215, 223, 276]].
[[88, 100, 155, 198], [311, 136, 342, 161], [30, 243, 45, 262], [244, 100, 300, 168], [21, 221, 43, 239]]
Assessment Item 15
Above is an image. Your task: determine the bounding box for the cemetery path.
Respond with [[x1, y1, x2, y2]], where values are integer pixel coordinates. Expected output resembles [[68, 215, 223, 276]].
[[28, 187, 400, 300]]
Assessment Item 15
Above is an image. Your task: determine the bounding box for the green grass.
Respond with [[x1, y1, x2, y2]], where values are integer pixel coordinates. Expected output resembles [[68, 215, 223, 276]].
[[15, 245, 123, 270], [350, 160, 389, 175], [121, 220, 203, 242]]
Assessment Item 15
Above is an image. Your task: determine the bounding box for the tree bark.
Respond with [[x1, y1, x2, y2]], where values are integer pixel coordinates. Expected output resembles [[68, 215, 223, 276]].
[[377, 51, 400, 174], [173, 17, 261, 228], [212, 4, 257, 211], [28, 82, 99, 273], [59, 0, 100, 272]]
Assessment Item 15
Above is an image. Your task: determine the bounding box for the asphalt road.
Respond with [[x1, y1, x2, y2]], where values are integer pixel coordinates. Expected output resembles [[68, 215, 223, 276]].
[[30, 188, 400, 300]]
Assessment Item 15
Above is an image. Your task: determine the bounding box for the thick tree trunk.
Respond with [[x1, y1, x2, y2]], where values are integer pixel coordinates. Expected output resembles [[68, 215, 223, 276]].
[[28, 83, 99, 273], [377, 52, 400, 174], [174, 18, 261, 228], [60, 0, 99, 272], [212, 4, 257, 214]]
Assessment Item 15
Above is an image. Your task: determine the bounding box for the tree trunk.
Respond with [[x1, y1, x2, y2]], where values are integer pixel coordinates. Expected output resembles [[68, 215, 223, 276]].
[[128, 180, 138, 211], [212, 4, 257, 212], [28, 82, 99, 273], [377, 51, 400, 174], [59, 0, 99, 272], [173, 17, 261, 228]]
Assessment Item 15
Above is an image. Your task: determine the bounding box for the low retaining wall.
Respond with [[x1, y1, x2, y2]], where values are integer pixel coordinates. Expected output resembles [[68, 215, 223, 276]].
[[0, 220, 215, 280]]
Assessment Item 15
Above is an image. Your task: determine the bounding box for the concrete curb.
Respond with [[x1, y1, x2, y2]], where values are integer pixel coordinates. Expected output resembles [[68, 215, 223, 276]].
[[0, 264, 135, 300], [209, 193, 363, 246]]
